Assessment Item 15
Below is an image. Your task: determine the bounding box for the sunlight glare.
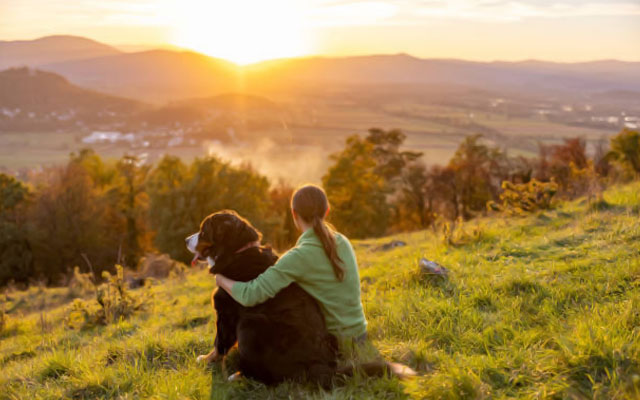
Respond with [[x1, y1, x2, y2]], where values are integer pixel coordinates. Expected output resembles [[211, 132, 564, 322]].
[[168, 0, 311, 65]]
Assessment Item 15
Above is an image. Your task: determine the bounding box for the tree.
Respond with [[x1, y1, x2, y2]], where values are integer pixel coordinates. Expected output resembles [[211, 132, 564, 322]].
[[537, 137, 588, 190], [146, 156, 192, 262], [366, 128, 422, 184], [0, 174, 33, 285], [265, 181, 297, 251], [607, 129, 640, 177], [426, 165, 459, 220], [113, 155, 151, 267], [29, 162, 118, 283], [391, 162, 434, 230], [147, 155, 272, 262], [448, 135, 504, 218], [323, 135, 390, 238]]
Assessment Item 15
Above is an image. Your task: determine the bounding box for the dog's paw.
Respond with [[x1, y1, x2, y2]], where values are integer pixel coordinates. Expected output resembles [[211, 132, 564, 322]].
[[197, 349, 221, 364]]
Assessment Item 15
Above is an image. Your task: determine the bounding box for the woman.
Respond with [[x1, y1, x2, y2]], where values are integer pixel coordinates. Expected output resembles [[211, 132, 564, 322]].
[[215, 184, 367, 341]]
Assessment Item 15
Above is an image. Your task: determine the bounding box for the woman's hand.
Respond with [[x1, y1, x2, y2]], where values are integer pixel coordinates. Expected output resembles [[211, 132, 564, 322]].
[[215, 274, 236, 296]]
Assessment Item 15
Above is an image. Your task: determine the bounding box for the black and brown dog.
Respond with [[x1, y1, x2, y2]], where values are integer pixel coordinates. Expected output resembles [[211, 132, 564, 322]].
[[186, 210, 415, 386]]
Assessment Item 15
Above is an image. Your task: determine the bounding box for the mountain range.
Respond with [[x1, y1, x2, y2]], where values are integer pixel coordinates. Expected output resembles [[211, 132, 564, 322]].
[[2, 35, 639, 103], [0, 35, 121, 70]]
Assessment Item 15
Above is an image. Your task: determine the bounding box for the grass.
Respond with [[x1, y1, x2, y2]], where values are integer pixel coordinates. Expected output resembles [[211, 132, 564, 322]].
[[1, 182, 640, 399]]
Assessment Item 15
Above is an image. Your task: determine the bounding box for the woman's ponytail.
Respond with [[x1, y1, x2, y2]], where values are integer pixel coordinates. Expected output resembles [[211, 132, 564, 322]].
[[292, 184, 345, 282], [312, 216, 345, 282]]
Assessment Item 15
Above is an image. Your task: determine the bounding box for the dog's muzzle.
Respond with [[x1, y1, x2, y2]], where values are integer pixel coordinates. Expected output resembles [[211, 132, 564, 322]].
[[185, 233, 216, 269]]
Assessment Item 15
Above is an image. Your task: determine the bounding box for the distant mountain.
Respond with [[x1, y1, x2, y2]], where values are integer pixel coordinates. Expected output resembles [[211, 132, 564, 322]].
[[245, 54, 640, 94], [43, 50, 241, 103], [7, 35, 634, 101], [0, 68, 143, 131], [0, 35, 121, 70], [39, 47, 640, 102]]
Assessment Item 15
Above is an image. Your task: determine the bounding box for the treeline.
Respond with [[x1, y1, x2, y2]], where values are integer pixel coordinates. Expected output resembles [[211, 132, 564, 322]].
[[0, 150, 297, 286], [322, 128, 640, 238], [1, 129, 639, 287]]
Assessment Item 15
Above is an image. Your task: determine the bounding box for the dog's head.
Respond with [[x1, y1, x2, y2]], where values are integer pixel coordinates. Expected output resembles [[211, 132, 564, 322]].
[[185, 210, 262, 274]]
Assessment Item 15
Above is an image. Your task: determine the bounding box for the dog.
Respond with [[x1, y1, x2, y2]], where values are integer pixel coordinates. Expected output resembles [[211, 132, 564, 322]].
[[186, 210, 340, 386], [186, 210, 416, 386]]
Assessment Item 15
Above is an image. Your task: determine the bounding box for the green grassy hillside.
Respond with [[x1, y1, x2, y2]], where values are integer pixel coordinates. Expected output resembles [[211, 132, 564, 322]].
[[1, 183, 639, 399]]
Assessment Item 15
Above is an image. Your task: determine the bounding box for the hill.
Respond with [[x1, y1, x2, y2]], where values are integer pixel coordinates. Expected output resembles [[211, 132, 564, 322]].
[[246, 55, 640, 94], [43, 50, 241, 102], [0, 68, 144, 131], [0, 35, 121, 70], [1, 182, 639, 398], [34, 43, 640, 101]]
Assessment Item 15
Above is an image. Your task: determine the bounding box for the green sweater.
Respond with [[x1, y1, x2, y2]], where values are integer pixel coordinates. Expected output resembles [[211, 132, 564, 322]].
[[231, 228, 367, 338]]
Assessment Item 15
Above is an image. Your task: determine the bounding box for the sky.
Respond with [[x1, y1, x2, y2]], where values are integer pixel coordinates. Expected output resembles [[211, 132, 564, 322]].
[[1, 0, 639, 64]]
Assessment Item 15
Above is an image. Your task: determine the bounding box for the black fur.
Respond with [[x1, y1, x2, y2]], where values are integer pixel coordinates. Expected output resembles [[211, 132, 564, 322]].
[[199, 211, 339, 386]]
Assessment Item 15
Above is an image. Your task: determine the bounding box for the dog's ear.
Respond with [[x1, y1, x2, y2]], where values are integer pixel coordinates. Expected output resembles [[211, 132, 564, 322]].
[[200, 216, 217, 244], [229, 214, 262, 250]]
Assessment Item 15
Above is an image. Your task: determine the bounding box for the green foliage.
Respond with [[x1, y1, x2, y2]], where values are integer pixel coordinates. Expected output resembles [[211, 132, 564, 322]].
[[113, 155, 151, 266], [440, 217, 485, 247], [323, 134, 391, 238], [324, 128, 422, 238], [607, 128, 640, 176], [96, 265, 150, 325], [489, 179, 558, 215], [366, 128, 422, 182], [66, 265, 150, 329], [0, 173, 33, 285], [3, 129, 638, 286], [1, 149, 296, 285], [147, 155, 273, 262]]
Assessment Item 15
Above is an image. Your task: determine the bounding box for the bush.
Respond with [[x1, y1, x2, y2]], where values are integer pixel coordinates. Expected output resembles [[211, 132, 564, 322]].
[[488, 179, 558, 215], [66, 265, 151, 329], [66, 266, 95, 298]]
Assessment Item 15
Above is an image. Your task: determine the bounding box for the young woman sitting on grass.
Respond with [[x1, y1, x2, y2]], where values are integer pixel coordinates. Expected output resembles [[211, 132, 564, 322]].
[[215, 184, 368, 343]]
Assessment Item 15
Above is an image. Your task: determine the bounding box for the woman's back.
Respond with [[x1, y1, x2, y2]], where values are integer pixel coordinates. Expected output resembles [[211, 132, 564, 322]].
[[231, 228, 367, 338]]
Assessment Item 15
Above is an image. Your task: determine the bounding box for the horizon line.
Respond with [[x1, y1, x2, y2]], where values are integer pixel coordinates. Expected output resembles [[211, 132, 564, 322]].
[[3, 34, 640, 66]]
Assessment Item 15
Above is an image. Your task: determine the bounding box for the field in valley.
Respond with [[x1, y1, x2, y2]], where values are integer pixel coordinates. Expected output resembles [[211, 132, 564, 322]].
[[0, 99, 616, 184], [1, 182, 639, 399]]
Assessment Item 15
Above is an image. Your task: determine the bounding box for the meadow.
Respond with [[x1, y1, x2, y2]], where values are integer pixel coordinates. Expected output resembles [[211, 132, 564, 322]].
[[1, 182, 639, 399]]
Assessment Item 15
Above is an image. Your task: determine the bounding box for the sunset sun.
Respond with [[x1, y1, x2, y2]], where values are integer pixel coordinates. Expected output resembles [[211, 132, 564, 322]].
[[169, 0, 311, 65]]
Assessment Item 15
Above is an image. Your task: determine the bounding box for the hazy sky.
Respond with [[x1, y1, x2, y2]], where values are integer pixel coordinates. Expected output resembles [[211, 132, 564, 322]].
[[2, 0, 639, 63]]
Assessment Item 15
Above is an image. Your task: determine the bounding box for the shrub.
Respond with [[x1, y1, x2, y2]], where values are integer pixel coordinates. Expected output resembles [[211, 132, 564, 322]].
[[606, 129, 640, 176], [489, 179, 558, 215], [67, 266, 95, 298], [66, 265, 150, 329]]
